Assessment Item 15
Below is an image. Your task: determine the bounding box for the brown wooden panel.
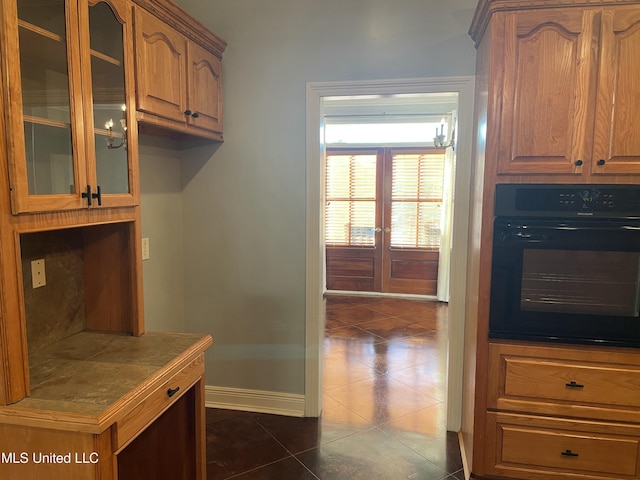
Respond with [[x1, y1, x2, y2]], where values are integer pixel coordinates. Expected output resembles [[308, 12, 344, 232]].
[[326, 277, 375, 292], [390, 258, 438, 280], [117, 386, 197, 480], [327, 258, 374, 277], [326, 246, 376, 292], [592, 8, 640, 174], [497, 10, 596, 175], [383, 249, 439, 295], [83, 222, 134, 334]]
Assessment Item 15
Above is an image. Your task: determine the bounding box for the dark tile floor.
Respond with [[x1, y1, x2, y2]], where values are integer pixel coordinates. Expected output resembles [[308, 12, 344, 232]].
[[205, 295, 464, 480]]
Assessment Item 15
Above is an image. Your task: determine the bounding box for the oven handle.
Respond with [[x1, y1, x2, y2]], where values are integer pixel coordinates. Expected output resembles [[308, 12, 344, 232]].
[[497, 224, 640, 244]]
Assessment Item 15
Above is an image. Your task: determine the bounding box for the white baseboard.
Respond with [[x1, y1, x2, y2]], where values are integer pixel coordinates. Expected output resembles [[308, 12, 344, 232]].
[[205, 385, 306, 417]]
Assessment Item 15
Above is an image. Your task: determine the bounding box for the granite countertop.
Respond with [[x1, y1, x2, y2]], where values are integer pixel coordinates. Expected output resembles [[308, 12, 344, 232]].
[[5, 331, 211, 419]]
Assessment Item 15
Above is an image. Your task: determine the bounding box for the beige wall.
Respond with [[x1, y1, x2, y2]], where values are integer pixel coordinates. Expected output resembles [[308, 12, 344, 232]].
[[141, 0, 478, 395], [139, 135, 187, 333]]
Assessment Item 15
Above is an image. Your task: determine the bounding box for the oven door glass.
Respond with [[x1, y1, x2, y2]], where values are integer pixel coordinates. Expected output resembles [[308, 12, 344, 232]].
[[521, 249, 640, 316], [489, 219, 640, 347]]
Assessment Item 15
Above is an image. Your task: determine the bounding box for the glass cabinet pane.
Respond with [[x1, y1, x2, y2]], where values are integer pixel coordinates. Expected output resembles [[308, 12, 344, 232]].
[[18, 0, 66, 37], [18, 0, 75, 195], [90, 2, 130, 195]]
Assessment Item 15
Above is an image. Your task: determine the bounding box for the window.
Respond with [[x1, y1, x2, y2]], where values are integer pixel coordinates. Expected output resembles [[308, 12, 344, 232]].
[[390, 152, 444, 249], [325, 153, 377, 246], [324, 149, 446, 249]]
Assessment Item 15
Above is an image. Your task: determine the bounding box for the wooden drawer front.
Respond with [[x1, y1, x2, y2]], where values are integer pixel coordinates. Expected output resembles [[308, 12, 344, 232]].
[[486, 413, 640, 480], [503, 357, 640, 408], [115, 354, 204, 450]]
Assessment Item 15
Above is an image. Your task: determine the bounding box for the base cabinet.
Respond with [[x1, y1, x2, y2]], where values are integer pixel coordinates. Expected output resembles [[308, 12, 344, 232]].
[[485, 412, 640, 480], [482, 342, 640, 480], [0, 333, 211, 480], [117, 385, 200, 480]]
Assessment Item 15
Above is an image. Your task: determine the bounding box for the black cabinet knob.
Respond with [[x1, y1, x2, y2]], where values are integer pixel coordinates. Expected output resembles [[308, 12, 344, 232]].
[[191, 111, 200, 119], [597, 159, 606, 166], [184, 109, 192, 116], [167, 386, 180, 398], [574, 159, 583, 166]]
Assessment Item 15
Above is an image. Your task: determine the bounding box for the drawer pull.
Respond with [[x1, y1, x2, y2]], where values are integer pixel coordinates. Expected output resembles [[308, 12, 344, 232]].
[[561, 449, 579, 457], [565, 381, 584, 389], [167, 386, 180, 398]]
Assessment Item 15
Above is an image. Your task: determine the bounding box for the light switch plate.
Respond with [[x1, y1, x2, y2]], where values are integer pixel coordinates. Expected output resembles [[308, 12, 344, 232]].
[[31, 259, 46, 288]]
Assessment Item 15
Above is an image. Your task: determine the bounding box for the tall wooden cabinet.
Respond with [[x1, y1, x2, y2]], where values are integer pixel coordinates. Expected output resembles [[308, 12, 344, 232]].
[[464, 1, 640, 479], [0, 0, 224, 478]]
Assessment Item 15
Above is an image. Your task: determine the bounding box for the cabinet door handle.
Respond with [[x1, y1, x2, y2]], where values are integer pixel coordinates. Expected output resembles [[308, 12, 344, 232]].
[[191, 111, 200, 118], [167, 386, 180, 398], [561, 449, 579, 457], [92, 185, 102, 206], [184, 109, 193, 116], [82, 185, 92, 206], [565, 381, 584, 389], [597, 159, 606, 166], [574, 159, 583, 166]]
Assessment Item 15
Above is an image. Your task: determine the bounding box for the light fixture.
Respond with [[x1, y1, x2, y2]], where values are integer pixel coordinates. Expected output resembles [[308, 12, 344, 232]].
[[105, 104, 127, 150], [433, 116, 455, 150]]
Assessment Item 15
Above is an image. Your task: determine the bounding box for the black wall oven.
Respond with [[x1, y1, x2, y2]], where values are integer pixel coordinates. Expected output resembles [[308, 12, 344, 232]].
[[489, 184, 640, 348]]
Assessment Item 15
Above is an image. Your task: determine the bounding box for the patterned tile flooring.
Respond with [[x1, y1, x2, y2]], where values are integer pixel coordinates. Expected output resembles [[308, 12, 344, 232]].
[[205, 295, 463, 479]]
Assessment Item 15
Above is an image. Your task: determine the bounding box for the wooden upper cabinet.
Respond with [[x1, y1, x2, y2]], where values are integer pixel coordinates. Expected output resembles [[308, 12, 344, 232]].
[[592, 7, 640, 175], [133, 5, 224, 140], [133, 7, 187, 123], [497, 9, 597, 175], [187, 41, 222, 134], [496, 6, 640, 177], [0, 0, 138, 214]]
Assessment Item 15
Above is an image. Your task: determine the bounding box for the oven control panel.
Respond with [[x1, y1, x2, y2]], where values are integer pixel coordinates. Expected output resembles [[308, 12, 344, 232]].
[[495, 184, 640, 218], [562, 189, 616, 212]]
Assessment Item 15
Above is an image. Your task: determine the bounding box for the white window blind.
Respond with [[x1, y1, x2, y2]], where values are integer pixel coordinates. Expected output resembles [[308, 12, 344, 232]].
[[325, 153, 377, 246], [390, 152, 445, 249]]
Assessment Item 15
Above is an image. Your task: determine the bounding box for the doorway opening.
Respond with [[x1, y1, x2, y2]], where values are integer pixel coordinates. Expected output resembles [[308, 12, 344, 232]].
[[305, 77, 475, 432], [323, 92, 457, 297], [326, 147, 446, 295]]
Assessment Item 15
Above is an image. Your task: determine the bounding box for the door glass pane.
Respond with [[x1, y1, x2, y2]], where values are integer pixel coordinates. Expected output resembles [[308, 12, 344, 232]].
[[325, 154, 376, 246], [90, 2, 130, 194], [390, 152, 444, 248], [18, 0, 75, 195]]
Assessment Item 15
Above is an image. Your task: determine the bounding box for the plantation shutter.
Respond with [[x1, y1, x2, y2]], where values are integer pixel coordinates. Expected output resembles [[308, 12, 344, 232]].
[[325, 153, 377, 246], [389, 152, 445, 249]]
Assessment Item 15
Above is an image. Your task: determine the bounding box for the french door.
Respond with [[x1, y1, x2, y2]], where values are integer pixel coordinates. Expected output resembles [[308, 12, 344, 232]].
[[325, 147, 446, 295]]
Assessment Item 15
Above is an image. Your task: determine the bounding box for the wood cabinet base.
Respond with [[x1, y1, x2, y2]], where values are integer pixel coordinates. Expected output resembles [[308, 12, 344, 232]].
[[483, 412, 640, 480], [0, 332, 211, 479]]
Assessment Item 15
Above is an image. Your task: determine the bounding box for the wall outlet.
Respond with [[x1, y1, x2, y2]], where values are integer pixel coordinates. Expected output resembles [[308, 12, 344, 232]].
[[142, 237, 150, 260], [31, 259, 46, 288]]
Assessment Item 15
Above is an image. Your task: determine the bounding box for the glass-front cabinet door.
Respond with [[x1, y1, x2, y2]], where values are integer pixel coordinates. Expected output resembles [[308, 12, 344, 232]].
[[83, 0, 136, 205], [3, 0, 136, 214]]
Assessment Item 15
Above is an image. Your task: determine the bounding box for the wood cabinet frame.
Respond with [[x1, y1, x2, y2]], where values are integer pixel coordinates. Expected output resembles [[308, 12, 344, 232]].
[[0, 0, 139, 215], [132, 0, 226, 140], [0, 0, 221, 477], [465, 1, 640, 479]]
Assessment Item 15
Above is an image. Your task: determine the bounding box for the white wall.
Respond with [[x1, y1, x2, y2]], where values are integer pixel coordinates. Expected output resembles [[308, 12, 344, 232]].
[[162, 0, 479, 396]]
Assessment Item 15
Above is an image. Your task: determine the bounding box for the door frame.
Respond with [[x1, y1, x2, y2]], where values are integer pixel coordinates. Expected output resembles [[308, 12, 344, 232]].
[[305, 76, 475, 432]]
